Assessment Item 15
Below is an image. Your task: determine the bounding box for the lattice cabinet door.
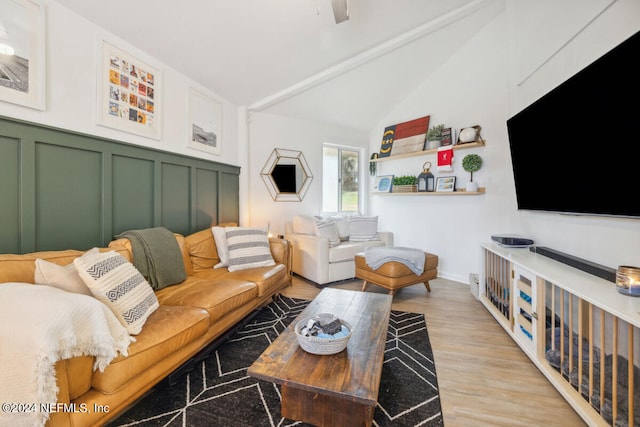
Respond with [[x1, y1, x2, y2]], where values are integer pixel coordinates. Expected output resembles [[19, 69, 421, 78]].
[[513, 265, 538, 355]]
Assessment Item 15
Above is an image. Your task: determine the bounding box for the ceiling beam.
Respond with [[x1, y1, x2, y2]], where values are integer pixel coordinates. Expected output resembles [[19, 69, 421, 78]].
[[249, 0, 497, 112]]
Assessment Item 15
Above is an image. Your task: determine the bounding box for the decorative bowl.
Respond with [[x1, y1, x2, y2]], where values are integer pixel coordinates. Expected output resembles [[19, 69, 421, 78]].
[[294, 313, 352, 355]]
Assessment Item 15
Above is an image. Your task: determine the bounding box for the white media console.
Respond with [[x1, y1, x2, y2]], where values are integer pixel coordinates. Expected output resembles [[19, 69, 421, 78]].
[[481, 243, 640, 427]]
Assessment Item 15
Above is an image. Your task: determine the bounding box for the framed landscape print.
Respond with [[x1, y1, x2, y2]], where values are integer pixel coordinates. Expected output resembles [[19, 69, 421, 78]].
[[435, 176, 456, 192], [0, 0, 45, 110], [97, 40, 162, 139], [188, 87, 221, 155]]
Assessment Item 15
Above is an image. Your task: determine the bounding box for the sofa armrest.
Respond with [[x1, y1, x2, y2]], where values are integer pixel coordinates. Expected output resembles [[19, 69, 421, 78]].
[[378, 231, 394, 246], [269, 237, 291, 276], [284, 233, 331, 284]]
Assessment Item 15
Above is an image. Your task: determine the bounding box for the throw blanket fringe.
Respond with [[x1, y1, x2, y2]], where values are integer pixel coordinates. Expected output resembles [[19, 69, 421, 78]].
[[364, 246, 425, 275], [0, 283, 133, 427], [116, 227, 186, 290]]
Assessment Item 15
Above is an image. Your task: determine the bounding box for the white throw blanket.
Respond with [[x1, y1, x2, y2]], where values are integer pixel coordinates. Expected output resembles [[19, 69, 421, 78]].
[[364, 246, 425, 275], [0, 283, 133, 427]]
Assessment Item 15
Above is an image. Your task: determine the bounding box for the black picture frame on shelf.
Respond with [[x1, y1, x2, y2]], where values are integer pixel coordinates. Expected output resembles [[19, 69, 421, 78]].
[[435, 176, 456, 192]]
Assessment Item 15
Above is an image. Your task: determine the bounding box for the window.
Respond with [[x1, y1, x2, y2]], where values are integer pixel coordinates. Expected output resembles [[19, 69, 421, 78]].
[[322, 144, 360, 213]]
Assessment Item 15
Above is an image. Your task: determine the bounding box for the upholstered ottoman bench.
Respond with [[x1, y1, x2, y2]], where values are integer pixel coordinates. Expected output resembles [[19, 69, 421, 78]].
[[355, 251, 438, 295]]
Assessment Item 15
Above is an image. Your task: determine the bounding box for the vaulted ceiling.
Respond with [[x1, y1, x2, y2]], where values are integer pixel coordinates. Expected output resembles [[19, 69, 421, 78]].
[[55, 0, 504, 130]]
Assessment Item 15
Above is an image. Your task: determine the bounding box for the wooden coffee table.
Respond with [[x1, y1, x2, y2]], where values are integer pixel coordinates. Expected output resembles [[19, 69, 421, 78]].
[[248, 288, 392, 427]]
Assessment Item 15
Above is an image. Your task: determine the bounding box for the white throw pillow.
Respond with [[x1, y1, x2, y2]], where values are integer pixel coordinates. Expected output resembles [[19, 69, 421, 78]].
[[314, 218, 341, 247], [348, 216, 379, 241], [74, 250, 159, 335], [225, 227, 275, 272], [292, 215, 316, 235], [34, 248, 99, 295], [330, 216, 350, 241], [211, 226, 230, 269]]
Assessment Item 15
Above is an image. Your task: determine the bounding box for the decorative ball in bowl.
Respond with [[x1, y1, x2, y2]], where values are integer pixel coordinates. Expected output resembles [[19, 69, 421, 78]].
[[294, 313, 352, 355]]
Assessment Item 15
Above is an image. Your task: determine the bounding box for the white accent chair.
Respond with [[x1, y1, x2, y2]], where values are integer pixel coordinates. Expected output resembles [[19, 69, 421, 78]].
[[284, 215, 393, 286]]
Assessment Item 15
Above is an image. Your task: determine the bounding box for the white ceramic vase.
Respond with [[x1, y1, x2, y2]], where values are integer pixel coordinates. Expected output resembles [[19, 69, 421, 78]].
[[466, 181, 478, 192]]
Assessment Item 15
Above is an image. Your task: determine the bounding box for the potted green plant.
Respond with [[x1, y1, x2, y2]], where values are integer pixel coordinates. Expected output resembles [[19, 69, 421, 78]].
[[392, 175, 418, 192], [425, 124, 445, 150], [462, 153, 482, 192]]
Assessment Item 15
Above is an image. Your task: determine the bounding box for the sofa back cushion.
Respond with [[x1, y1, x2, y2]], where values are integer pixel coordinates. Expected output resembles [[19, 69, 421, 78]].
[[184, 228, 220, 273], [0, 247, 131, 285], [292, 215, 317, 235]]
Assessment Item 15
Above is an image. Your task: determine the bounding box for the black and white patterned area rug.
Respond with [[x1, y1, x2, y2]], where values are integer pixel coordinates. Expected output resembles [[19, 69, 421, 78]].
[[108, 295, 444, 427]]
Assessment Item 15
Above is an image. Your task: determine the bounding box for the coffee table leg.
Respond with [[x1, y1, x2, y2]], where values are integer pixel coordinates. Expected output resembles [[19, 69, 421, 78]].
[[281, 385, 374, 427]]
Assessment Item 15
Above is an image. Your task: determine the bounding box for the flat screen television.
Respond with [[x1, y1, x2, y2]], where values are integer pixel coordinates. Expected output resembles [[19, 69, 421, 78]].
[[506, 30, 640, 219]]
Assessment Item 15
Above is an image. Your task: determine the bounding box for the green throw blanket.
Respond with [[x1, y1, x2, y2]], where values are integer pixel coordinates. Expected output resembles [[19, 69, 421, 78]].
[[115, 227, 186, 290]]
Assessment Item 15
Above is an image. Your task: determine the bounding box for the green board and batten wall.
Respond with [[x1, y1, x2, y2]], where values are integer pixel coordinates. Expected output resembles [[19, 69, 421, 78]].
[[0, 116, 240, 254]]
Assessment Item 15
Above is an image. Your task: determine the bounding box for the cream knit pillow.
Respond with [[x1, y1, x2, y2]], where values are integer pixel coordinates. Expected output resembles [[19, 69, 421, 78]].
[[74, 250, 159, 335]]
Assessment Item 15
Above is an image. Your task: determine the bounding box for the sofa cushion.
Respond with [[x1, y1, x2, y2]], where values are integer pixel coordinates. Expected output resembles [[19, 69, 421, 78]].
[[196, 263, 287, 297], [225, 227, 275, 272], [328, 240, 386, 263], [292, 214, 316, 235], [34, 248, 99, 295], [0, 247, 131, 285], [156, 276, 259, 324], [55, 356, 94, 401], [314, 218, 340, 247], [348, 216, 379, 241], [91, 304, 209, 394], [74, 250, 159, 335], [185, 228, 220, 272]]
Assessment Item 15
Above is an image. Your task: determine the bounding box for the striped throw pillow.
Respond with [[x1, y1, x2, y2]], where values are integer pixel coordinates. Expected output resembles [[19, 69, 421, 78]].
[[314, 218, 341, 247], [225, 227, 275, 272], [74, 250, 159, 335], [348, 216, 379, 241]]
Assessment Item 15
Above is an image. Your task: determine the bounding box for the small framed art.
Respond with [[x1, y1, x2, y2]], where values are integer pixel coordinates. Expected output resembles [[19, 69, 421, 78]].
[[0, 0, 46, 110], [435, 176, 456, 192], [188, 87, 221, 155], [373, 175, 394, 193]]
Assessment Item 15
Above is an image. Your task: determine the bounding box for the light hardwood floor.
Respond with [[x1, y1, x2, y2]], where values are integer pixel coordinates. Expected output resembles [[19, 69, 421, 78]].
[[280, 275, 588, 427]]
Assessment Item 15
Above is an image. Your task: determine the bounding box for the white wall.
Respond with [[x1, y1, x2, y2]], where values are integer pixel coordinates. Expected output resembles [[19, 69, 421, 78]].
[[369, 12, 510, 284], [369, 0, 640, 283], [0, 0, 239, 167], [246, 112, 368, 236]]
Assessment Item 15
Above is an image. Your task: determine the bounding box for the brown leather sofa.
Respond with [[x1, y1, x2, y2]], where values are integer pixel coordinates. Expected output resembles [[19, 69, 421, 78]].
[[0, 228, 291, 427]]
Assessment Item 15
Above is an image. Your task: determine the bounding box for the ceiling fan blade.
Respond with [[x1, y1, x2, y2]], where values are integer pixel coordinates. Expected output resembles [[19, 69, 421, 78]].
[[330, 0, 349, 23]]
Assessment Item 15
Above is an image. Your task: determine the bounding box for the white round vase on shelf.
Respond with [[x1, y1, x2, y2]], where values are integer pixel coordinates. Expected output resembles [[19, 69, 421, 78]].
[[466, 181, 478, 192], [427, 139, 441, 150]]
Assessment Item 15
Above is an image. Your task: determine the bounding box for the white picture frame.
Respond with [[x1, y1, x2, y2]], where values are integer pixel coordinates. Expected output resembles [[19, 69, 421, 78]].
[[373, 175, 394, 193], [188, 87, 221, 155], [97, 40, 162, 140], [0, 0, 45, 110]]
